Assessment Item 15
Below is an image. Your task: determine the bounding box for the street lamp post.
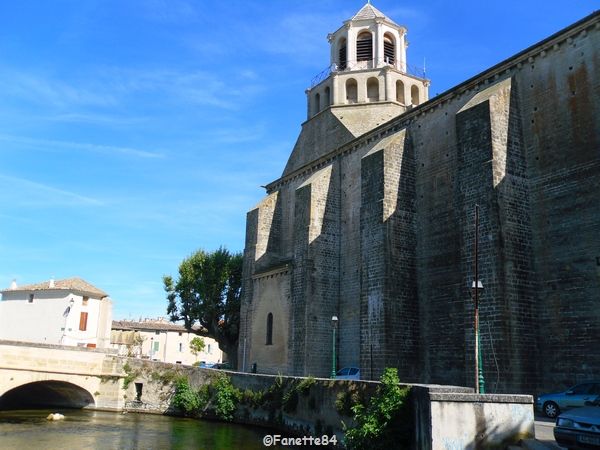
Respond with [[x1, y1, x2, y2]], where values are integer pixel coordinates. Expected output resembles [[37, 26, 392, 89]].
[[331, 316, 338, 378], [471, 280, 485, 394], [472, 204, 485, 394]]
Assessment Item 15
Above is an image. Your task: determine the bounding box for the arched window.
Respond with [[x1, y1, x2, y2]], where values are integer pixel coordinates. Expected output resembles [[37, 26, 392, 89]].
[[314, 93, 321, 115], [338, 38, 347, 70], [346, 79, 357, 104], [384, 33, 395, 65], [266, 313, 273, 345], [367, 77, 379, 102], [324, 86, 331, 108], [396, 80, 405, 104], [357, 31, 372, 62], [411, 85, 420, 105]]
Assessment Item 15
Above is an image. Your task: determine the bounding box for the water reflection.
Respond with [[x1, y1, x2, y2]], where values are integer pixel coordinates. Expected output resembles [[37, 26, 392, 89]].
[[0, 409, 286, 450]]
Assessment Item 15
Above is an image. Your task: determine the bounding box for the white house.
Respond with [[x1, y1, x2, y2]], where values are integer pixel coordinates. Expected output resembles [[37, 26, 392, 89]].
[[0, 277, 113, 348], [110, 318, 223, 366]]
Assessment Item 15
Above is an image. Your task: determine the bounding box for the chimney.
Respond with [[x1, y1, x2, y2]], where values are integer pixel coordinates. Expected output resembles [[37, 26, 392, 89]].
[[49, 277, 55, 288], [9, 279, 17, 290]]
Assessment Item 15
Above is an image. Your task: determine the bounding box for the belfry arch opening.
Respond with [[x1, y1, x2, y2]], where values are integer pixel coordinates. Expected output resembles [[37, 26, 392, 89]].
[[0, 381, 95, 410], [411, 85, 420, 105], [383, 33, 395, 64], [338, 38, 347, 70], [345, 79, 358, 104], [367, 77, 379, 102], [356, 31, 372, 62], [396, 80, 405, 104]]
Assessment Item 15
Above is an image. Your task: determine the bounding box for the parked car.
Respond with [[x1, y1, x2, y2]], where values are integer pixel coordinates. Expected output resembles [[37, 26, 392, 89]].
[[211, 362, 232, 370], [536, 382, 600, 418], [554, 395, 600, 449], [335, 367, 360, 380]]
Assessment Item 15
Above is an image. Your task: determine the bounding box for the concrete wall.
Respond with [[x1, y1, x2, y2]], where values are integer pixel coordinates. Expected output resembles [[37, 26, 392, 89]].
[[413, 388, 534, 449]]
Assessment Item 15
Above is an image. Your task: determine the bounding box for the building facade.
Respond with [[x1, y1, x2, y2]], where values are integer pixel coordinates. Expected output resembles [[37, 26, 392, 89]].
[[111, 318, 223, 366], [239, 3, 600, 394], [0, 277, 113, 348]]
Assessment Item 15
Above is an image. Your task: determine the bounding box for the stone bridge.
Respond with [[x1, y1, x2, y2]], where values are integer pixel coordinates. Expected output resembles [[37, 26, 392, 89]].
[[0, 340, 125, 410]]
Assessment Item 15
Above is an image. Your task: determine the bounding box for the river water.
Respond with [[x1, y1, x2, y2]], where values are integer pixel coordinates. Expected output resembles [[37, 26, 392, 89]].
[[0, 409, 287, 450]]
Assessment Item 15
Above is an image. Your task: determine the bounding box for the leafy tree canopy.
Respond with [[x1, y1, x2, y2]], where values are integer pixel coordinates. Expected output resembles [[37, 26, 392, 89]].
[[189, 336, 206, 357], [164, 247, 242, 368]]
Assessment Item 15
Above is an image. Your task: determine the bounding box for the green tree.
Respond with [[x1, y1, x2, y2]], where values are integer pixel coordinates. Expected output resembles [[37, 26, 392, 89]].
[[189, 336, 206, 361], [164, 247, 242, 369]]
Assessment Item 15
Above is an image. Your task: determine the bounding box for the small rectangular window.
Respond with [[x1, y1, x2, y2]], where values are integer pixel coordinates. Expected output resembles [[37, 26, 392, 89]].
[[207, 344, 211, 353], [178, 343, 183, 352], [178, 332, 182, 336], [82, 296, 89, 306], [155, 331, 160, 335], [153, 341, 159, 352], [28, 294, 34, 303], [79, 312, 88, 331]]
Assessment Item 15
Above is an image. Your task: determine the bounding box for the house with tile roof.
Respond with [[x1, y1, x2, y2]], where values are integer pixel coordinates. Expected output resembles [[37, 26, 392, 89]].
[[0, 277, 113, 348], [110, 318, 222, 365]]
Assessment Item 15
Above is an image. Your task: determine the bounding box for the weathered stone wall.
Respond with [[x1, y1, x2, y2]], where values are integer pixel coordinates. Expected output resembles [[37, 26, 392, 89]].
[[242, 12, 600, 394], [360, 131, 418, 380]]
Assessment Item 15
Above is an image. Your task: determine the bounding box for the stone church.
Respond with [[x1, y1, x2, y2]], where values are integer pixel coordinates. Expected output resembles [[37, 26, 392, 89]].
[[238, 3, 600, 394]]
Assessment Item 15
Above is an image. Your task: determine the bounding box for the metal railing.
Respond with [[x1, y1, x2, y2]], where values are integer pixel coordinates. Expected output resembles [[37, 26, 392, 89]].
[[310, 58, 427, 87]]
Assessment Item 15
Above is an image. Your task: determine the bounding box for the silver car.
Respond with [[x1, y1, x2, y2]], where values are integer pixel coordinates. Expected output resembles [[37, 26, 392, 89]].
[[554, 396, 600, 449], [335, 367, 360, 380], [536, 382, 600, 418]]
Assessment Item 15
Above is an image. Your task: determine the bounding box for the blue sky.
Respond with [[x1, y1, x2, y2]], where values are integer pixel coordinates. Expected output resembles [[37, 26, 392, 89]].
[[0, 1, 595, 320]]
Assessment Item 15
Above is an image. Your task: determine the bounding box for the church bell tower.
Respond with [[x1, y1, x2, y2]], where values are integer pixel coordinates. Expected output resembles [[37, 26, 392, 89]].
[[306, 2, 429, 119]]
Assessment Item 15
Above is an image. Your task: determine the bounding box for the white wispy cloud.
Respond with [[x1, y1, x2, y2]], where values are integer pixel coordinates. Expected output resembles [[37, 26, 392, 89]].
[[0, 173, 103, 207], [0, 70, 117, 108], [45, 112, 149, 126], [1, 64, 264, 114], [254, 13, 331, 63], [0, 134, 165, 159]]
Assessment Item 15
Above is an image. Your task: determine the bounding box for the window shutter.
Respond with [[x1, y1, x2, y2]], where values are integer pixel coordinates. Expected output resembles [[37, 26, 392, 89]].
[[79, 312, 88, 331]]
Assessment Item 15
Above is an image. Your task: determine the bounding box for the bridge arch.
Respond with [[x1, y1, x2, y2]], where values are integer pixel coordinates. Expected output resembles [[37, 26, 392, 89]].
[[0, 380, 95, 409]]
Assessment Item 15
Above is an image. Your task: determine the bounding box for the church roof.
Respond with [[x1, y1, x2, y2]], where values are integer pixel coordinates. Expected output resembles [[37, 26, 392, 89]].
[[351, 2, 398, 26], [1, 277, 108, 298]]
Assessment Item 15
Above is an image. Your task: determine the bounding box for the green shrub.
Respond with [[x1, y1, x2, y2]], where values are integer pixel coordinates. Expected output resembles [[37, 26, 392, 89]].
[[344, 368, 412, 450], [172, 377, 201, 415], [122, 362, 140, 389], [335, 391, 353, 416], [212, 374, 241, 421], [297, 376, 316, 395]]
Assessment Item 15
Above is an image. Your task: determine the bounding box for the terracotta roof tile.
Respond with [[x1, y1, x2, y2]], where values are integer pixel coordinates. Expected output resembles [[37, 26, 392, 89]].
[[2, 277, 108, 298]]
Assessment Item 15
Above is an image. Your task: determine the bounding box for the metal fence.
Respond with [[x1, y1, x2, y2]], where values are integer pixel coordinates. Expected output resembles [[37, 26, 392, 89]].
[[310, 59, 427, 88]]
